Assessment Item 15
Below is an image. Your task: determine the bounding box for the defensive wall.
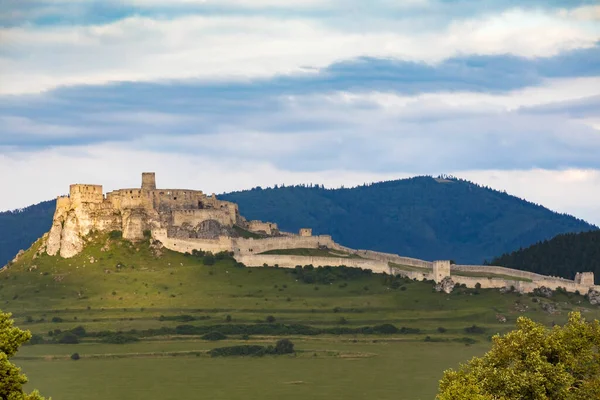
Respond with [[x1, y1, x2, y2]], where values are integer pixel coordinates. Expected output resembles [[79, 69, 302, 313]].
[[235, 254, 391, 275]]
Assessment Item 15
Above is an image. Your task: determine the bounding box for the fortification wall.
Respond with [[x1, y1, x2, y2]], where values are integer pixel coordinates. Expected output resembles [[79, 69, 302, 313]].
[[70, 184, 103, 205], [248, 221, 278, 235], [235, 254, 391, 274], [391, 269, 431, 281], [172, 209, 235, 227], [332, 246, 433, 269], [152, 229, 234, 254], [234, 235, 335, 255], [451, 265, 549, 281]]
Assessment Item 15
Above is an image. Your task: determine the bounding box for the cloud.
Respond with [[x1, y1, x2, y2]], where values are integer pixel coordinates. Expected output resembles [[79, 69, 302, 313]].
[[1, 7, 598, 94]]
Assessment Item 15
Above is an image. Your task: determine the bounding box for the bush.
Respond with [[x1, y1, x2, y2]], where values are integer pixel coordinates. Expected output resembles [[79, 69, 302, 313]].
[[109, 230, 123, 239], [51, 316, 63, 323], [203, 253, 216, 266], [70, 326, 86, 337], [209, 345, 267, 357], [275, 339, 295, 354], [464, 325, 486, 334], [28, 334, 45, 345], [70, 353, 80, 360], [266, 315, 276, 323], [56, 332, 79, 344], [201, 331, 227, 341], [101, 334, 139, 344], [437, 327, 447, 334]]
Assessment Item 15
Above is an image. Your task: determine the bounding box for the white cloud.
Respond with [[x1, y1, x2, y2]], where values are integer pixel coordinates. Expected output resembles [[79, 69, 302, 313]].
[[0, 8, 597, 95]]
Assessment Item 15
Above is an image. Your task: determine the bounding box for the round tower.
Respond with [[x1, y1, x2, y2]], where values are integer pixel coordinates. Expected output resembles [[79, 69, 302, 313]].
[[141, 172, 156, 191]]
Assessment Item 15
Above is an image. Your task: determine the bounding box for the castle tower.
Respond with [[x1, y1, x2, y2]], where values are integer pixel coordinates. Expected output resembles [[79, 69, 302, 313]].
[[141, 172, 156, 191], [432, 260, 451, 283], [575, 272, 595, 286]]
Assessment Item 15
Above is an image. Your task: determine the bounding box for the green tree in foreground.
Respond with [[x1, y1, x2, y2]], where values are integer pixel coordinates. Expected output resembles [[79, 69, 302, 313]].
[[437, 312, 600, 400], [1, 311, 48, 400]]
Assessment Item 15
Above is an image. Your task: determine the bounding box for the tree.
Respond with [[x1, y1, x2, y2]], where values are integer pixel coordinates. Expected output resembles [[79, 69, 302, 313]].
[[1, 311, 48, 399], [437, 312, 600, 399]]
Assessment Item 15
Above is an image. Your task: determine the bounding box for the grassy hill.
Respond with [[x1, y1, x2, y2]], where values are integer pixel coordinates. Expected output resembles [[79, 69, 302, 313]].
[[1, 176, 596, 268], [490, 230, 600, 281], [4, 233, 600, 400]]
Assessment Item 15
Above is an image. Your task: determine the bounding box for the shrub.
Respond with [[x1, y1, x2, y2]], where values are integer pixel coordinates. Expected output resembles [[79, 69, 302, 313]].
[[464, 325, 486, 334], [69, 325, 86, 337], [70, 353, 80, 360], [28, 334, 45, 345], [51, 316, 63, 323], [56, 332, 79, 344], [109, 230, 123, 239], [266, 315, 276, 323], [201, 331, 227, 341], [203, 253, 216, 266], [225, 315, 232, 322], [101, 334, 139, 344], [275, 339, 295, 354], [437, 327, 447, 334]]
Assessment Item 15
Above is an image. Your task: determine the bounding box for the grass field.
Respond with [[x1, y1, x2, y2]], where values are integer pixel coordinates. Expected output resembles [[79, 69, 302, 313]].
[[3, 233, 600, 399], [17, 339, 490, 400]]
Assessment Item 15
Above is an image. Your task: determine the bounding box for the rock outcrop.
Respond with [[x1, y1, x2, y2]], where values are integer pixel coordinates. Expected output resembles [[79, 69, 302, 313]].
[[588, 289, 600, 305], [434, 276, 455, 294]]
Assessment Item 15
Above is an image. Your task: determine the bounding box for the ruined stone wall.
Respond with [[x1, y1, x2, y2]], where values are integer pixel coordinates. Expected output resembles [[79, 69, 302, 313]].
[[173, 209, 235, 227], [331, 245, 433, 269], [69, 184, 103, 205], [451, 265, 548, 281], [152, 229, 234, 254], [234, 235, 335, 255], [247, 221, 278, 235], [107, 189, 147, 209], [235, 254, 391, 274]]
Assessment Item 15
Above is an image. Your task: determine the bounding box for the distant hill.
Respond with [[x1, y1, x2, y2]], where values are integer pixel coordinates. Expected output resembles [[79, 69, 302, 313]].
[[489, 230, 600, 282], [0, 176, 597, 266], [220, 176, 597, 264], [0, 200, 56, 266]]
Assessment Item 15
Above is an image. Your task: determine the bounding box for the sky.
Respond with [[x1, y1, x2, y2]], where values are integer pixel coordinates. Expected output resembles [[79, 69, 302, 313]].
[[1, 0, 599, 225]]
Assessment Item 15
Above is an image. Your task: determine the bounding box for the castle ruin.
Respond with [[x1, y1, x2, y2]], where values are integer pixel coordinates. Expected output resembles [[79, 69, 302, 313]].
[[43, 173, 600, 298]]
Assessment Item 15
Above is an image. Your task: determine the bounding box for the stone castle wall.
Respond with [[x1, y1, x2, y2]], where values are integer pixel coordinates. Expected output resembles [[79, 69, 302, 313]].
[[173, 209, 236, 227], [235, 254, 391, 274], [247, 221, 278, 235]]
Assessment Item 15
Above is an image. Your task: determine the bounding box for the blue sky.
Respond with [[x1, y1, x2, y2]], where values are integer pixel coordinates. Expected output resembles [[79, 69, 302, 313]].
[[1, 0, 599, 224]]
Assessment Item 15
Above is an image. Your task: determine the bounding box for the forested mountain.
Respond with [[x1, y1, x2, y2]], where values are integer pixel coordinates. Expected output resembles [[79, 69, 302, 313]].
[[0, 176, 597, 266], [221, 176, 596, 264], [489, 230, 600, 282], [0, 200, 56, 266]]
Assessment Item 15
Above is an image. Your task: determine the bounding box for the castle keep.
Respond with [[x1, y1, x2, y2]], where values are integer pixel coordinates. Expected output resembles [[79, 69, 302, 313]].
[[44, 173, 600, 298]]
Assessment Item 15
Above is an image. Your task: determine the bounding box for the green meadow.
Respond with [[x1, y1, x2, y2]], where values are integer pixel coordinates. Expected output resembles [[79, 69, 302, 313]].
[[3, 233, 599, 399]]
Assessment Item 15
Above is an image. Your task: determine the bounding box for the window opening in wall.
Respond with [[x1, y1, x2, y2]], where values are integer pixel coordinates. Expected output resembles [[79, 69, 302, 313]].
[[174, 197, 177, 200]]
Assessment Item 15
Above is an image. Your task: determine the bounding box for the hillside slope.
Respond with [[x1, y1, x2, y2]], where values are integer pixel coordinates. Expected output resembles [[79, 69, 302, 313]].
[[221, 177, 597, 263], [490, 230, 600, 280], [0, 176, 596, 266]]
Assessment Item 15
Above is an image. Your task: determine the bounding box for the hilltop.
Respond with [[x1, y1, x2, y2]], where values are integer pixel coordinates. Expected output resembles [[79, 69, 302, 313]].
[[490, 230, 600, 280], [0, 176, 596, 266]]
